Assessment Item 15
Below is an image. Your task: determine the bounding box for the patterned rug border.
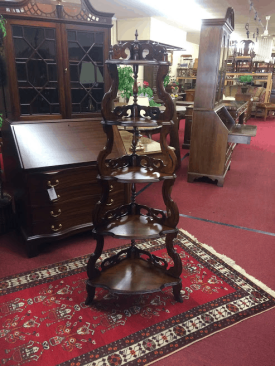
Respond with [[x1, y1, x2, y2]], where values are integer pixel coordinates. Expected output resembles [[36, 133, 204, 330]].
[[59, 229, 275, 366], [1, 229, 275, 366], [178, 229, 275, 298], [146, 305, 275, 366]]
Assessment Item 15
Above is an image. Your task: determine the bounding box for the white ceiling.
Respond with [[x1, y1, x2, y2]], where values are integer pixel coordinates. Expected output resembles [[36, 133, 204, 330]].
[[92, 0, 275, 44]]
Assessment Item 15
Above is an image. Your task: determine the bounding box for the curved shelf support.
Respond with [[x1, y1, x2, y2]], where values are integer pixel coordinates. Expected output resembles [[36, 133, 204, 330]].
[[162, 178, 179, 227], [159, 124, 178, 174], [165, 232, 182, 279], [97, 124, 114, 176], [101, 63, 119, 121], [156, 65, 175, 122], [92, 180, 110, 228], [86, 234, 104, 280]]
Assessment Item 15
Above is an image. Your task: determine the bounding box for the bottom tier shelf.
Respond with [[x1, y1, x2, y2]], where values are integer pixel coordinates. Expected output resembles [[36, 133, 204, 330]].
[[86, 257, 181, 294]]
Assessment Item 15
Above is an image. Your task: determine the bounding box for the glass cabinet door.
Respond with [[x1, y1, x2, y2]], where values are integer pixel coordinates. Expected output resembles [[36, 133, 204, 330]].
[[11, 23, 64, 117], [65, 27, 105, 115]]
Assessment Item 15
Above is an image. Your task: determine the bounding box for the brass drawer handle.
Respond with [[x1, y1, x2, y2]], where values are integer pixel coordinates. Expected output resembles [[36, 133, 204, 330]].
[[109, 185, 114, 192], [52, 195, 60, 202], [106, 199, 114, 206], [50, 209, 61, 217], [48, 179, 59, 188], [51, 224, 62, 232]]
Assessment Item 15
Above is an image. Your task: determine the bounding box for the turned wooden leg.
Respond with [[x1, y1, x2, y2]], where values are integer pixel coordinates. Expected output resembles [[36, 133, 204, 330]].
[[264, 109, 267, 121], [85, 282, 96, 305], [173, 282, 183, 303]]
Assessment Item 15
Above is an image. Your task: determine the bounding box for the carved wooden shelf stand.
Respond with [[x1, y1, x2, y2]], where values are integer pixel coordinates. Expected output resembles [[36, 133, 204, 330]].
[[85, 31, 183, 304]]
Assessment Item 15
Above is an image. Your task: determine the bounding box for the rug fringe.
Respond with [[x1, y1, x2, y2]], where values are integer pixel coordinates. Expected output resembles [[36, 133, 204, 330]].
[[179, 229, 275, 298]]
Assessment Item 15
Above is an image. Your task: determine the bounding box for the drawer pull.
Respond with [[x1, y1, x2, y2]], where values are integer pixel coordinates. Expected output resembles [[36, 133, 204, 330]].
[[48, 179, 59, 188], [50, 209, 61, 218], [52, 195, 60, 202], [51, 224, 62, 232], [106, 199, 114, 206], [109, 185, 114, 192]]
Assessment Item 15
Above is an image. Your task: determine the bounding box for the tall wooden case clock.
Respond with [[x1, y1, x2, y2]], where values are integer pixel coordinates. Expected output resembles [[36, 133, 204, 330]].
[[85, 32, 183, 304], [188, 8, 257, 187], [0, 0, 113, 121]]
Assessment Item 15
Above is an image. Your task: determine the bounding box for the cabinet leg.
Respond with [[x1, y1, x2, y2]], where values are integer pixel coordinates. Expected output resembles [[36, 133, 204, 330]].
[[216, 177, 224, 187], [85, 283, 96, 305], [26, 242, 39, 258], [173, 283, 183, 303]]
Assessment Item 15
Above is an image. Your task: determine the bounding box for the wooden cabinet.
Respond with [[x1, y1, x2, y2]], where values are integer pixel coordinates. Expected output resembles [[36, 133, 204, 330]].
[[188, 8, 257, 187], [0, 0, 113, 121], [1, 118, 129, 257]]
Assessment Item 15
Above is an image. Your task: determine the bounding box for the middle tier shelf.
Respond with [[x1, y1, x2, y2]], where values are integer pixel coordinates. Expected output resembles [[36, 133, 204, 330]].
[[101, 166, 175, 183], [93, 213, 177, 239]]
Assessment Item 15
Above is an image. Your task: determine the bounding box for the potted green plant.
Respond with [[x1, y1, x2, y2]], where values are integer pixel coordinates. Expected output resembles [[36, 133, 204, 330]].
[[164, 70, 179, 95], [117, 66, 134, 102], [238, 75, 253, 94], [137, 81, 161, 107]]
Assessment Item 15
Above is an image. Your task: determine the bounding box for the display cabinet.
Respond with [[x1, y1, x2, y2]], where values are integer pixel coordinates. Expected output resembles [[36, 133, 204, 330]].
[[188, 8, 257, 187], [85, 31, 183, 304], [0, 0, 113, 121]]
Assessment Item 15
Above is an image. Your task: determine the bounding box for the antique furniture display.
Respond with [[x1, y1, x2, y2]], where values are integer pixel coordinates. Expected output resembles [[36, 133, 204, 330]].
[[0, 0, 113, 121], [85, 32, 183, 305], [176, 75, 196, 94], [225, 73, 272, 104], [255, 103, 275, 121], [223, 100, 251, 124], [1, 118, 130, 257], [234, 93, 253, 121], [188, 8, 257, 187]]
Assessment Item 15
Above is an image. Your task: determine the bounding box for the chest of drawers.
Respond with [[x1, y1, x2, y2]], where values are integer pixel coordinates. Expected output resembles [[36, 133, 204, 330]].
[[2, 118, 129, 257]]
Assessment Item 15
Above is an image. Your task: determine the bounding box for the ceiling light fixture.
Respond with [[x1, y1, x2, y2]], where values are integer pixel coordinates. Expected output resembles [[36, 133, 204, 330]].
[[138, 0, 211, 31]]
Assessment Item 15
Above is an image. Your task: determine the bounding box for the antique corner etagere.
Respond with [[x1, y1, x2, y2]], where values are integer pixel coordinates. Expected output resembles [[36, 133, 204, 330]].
[[0, 0, 113, 121], [188, 8, 257, 187], [85, 31, 183, 305]]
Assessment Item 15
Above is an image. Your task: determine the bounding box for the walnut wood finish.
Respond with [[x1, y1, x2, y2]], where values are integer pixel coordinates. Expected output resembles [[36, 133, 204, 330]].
[[0, 0, 113, 121], [1, 118, 130, 257], [182, 105, 193, 149], [188, 8, 257, 187], [86, 32, 182, 304]]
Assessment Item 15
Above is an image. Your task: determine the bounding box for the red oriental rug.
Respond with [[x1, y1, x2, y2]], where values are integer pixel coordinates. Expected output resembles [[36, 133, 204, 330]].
[[0, 230, 275, 366]]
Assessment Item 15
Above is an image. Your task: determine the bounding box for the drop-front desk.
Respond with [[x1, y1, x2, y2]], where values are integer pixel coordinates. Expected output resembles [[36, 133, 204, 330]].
[[2, 118, 164, 257]]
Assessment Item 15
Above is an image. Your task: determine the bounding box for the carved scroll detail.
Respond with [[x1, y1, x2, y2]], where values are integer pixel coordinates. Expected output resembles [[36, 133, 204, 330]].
[[162, 178, 179, 227], [165, 232, 182, 278], [156, 65, 175, 121], [101, 64, 119, 121], [111, 39, 168, 61]]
